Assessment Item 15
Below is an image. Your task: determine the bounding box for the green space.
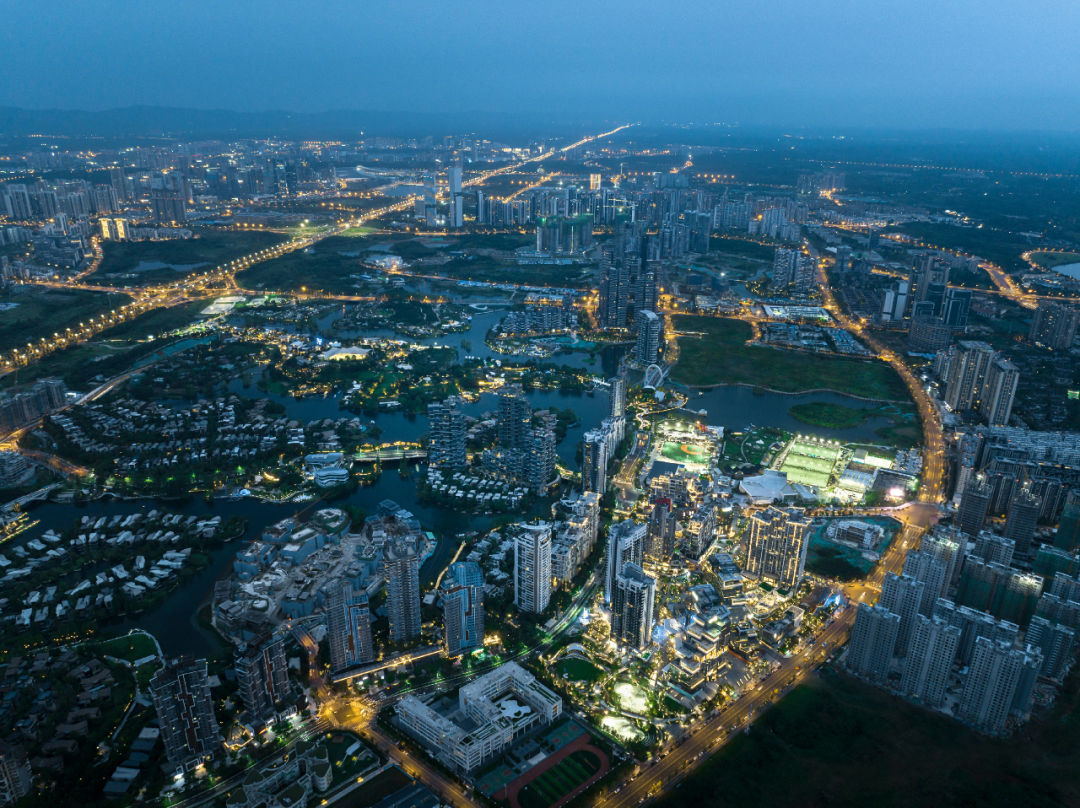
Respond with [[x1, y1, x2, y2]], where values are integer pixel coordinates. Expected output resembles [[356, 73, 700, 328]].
[[671, 316, 909, 401], [707, 236, 777, 262], [0, 287, 132, 355], [236, 236, 364, 295], [518, 749, 602, 808], [91, 228, 289, 285], [653, 671, 1080, 808], [339, 226, 377, 237], [789, 401, 870, 429], [330, 766, 412, 808], [660, 441, 709, 463], [96, 301, 206, 343], [451, 232, 534, 251], [884, 222, 1032, 275], [1030, 251, 1080, 269], [436, 255, 595, 289], [96, 633, 158, 663], [554, 657, 605, 683]]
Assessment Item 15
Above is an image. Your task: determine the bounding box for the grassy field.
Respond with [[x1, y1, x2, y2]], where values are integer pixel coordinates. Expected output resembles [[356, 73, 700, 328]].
[[235, 236, 364, 295], [91, 228, 289, 285], [884, 222, 1033, 274], [653, 670, 1080, 808], [0, 287, 132, 355], [671, 316, 909, 401], [97, 633, 158, 663], [518, 750, 602, 808], [708, 236, 777, 262], [96, 301, 206, 343], [790, 401, 872, 429], [554, 657, 605, 683], [1030, 251, 1080, 269], [436, 256, 596, 288]]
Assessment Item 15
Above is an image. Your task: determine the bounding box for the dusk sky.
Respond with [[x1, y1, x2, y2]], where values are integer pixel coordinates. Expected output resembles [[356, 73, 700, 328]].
[[3, 0, 1079, 128]]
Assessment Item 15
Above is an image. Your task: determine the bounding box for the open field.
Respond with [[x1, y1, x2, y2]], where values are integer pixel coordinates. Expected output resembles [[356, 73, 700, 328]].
[[670, 316, 909, 401], [653, 670, 1080, 808], [434, 256, 596, 288], [1030, 251, 1080, 269], [660, 441, 709, 463], [90, 228, 289, 285], [96, 633, 157, 663], [235, 236, 365, 295], [0, 287, 132, 355], [96, 301, 206, 343], [518, 750, 602, 808]]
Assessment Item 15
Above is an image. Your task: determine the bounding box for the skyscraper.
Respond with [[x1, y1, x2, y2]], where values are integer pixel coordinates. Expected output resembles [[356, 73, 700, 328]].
[[1028, 301, 1080, 349], [327, 583, 375, 673], [902, 551, 948, 616], [793, 254, 817, 293], [772, 248, 799, 288], [646, 499, 677, 563], [385, 541, 422, 644], [611, 562, 657, 650], [151, 658, 221, 770], [447, 166, 463, 195], [634, 310, 661, 364], [847, 603, 900, 684], [497, 385, 532, 449], [1056, 490, 1080, 552], [899, 615, 960, 707], [944, 341, 996, 413], [427, 396, 467, 468], [528, 429, 557, 492], [442, 562, 485, 657], [1004, 485, 1042, 557], [979, 357, 1019, 426], [605, 520, 647, 602], [922, 528, 967, 589], [608, 375, 627, 419], [1025, 616, 1075, 681], [235, 632, 290, 721], [957, 474, 993, 536], [514, 523, 553, 614], [582, 430, 607, 496], [684, 503, 717, 559], [958, 638, 1041, 735], [744, 506, 812, 590], [597, 254, 629, 329], [880, 572, 926, 657]]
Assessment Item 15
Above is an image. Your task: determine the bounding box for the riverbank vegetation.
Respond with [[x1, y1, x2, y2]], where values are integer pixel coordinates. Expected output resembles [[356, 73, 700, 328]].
[[0, 287, 133, 355]]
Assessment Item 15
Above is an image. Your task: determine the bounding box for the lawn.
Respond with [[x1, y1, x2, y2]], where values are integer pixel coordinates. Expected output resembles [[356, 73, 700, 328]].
[[652, 671, 1080, 808], [518, 750, 602, 808], [90, 228, 289, 285], [1030, 251, 1080, 269], [235, 236, 365, 295], [670, 316, 910, 401], [660, 441, 710, 463], [97, 633, 158, 663], [96, 301, 206, 343], [554, 657, 605, 683], [0, 287, 132, 355]]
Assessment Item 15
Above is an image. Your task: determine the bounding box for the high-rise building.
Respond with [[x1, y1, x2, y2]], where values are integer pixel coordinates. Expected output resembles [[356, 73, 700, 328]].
[[442, 562, 485, 657], [942, 287, 973, 328], [922, 528, 967, 587], [880, 572, 926, 656], [428, 396, 467, 467], [744, 506, 812, 590], [151, 658, 221, 770], [528, 429, 557, 492], [646, 499, 677, 563], [582, 431, 607, 496], [847, 603, 901, 684], [902, 551, 948, 616], [0, 742, 31, 807], [608, 375, 627, 419], [958, 474, 993, 536], [958, 637, 1041, 735], [793, 254, 816, 293], [514, 523, 553, 614], [880, 279, 910, 322], [1028, 301, 1080, 349], [447, 166, 462, 195], [933, 598, 1019, 665], [327, 583, 375, 673], [973, 532, 1016, 567], [634, 310, 661, 364], [235, 632, 290, 720], [944, 341, 996, 413], [1056, 490, 1080, 552], [597, 253, 629, 329], [385, 541, 422, 644], [150, 188, 186, 224], [979, 357, 1019, 426], [611, 562, 657, 650], [1004, 486, 1042, 557], [900, 615, 960, 707], [605, 520, 647, 602], [684, 503, 717, 559], [497, 385, 532, 449], [834, 245, 852, 272], [772, 248, 799, 288], [590, 173, 602, 191]]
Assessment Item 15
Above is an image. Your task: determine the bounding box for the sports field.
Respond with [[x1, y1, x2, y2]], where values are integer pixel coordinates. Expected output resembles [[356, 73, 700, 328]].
[[780, 440, 843, 488], [661, 441, 710, 464], [517, 750, 602, 808]]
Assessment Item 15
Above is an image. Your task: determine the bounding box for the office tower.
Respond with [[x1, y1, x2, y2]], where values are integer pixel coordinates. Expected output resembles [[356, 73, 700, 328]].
[[590, 173, 602, 191], [608, 375, 626, 419], [744, 506, 812, 590], [942, 287, 972, 328], [973, 532, 1016, 567], [1056, 491, 1080, 552], [1004, 486, 1042, 557], [979, 357, 1019, 426], [582, 430, 607, 496], [1028, 301, 1080, 349], [958, 637, 1040, 735], [497, 385, 532, 449], [957, 474, 993, 536], [442, 562, 485, 657], [880, 279, 910, 322], [475, 189, 489, 224], [772, 248, 799, 288], [528, 429, 557, 492], [902, 551, 948, 616], [611, 563, 657, 650], [327, 583, 375, 673], [684, 503, 717, 559], [1025, 616, 1075, 681], [880, 572, 926, 656], [385, 540, 422, 643], [447, 166, 462, 195], [427, 396, 467, 467], [944, 341, 995, 413], [922, 529, 966, 589], [235, 632, 290, 720], [605, 520, 647, 602], [834, 245, 852, 271], [646, 499, 677, 562], [900, 615, 960, 707], [634, 310, 661, 364], [847, 603, 900, 684], [451, 193, 464, 228], [0, 742, 31, 807], [515, 523, 553, 613], [597, 256, 629, 328], [151, 658, 221, 770]]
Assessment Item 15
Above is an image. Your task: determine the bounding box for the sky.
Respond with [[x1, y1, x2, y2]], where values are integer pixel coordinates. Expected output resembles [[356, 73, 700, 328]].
[[3, 0, 1079, 129]]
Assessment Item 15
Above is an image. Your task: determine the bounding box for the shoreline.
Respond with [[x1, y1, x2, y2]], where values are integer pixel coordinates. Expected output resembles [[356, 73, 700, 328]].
[[670, 380, 908, 405]]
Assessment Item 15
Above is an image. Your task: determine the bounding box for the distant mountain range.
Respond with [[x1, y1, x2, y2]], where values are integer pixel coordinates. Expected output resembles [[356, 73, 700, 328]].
[[0, 105, 608, 141]]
